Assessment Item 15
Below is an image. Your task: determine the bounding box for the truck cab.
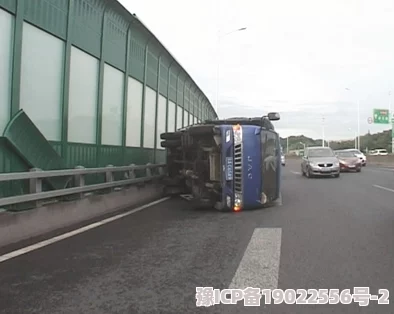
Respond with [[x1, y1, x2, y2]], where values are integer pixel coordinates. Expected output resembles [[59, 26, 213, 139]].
[[160, 113, 281, 212]]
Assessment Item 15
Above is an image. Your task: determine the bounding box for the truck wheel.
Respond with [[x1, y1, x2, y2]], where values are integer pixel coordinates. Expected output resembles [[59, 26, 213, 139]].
[[188, 125, 219, 136], [161, 139, 181, 148], [160, 132, 182, 140]]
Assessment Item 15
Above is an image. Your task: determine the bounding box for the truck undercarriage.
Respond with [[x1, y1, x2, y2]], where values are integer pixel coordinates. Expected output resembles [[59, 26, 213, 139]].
[[160, 124, 226, 210]]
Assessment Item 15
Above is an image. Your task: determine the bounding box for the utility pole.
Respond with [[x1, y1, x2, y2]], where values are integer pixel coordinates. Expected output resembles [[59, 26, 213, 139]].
[[215, 27, 247, 116], [390, 91, 393, 153], [286, 136, 289, 154], [357, 100, 360, 150], [345, 88, 360, 150]]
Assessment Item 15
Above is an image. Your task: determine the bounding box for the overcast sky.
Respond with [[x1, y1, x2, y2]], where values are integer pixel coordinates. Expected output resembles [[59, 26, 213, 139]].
[[119, 0, 394, 140]]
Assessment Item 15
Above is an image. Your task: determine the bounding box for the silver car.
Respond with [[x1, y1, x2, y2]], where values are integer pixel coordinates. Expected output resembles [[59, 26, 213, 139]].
[[301, 147, 340, 178]]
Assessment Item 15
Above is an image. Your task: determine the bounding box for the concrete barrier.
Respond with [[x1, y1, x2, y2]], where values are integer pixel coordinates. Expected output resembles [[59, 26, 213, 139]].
[[365, 155, 394, 167], [0, 183, 165, 248]]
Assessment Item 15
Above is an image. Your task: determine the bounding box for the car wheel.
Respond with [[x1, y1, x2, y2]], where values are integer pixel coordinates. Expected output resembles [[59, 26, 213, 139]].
[[356, 168, 361, 172], [334, 173, 340, 178], [306, 167, 312, 178]]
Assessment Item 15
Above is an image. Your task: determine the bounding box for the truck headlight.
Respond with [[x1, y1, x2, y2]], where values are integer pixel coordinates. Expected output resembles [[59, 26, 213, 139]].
[[234, 193, 242, 211], [233, 124, 242, 144]]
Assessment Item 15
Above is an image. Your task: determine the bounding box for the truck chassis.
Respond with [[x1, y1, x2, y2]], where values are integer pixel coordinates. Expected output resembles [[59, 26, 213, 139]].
[[160, 124, 226, 210]]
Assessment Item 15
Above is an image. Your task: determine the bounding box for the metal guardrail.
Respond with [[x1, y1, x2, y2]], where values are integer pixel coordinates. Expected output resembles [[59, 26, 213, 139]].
[[0, 163, 167, 207]]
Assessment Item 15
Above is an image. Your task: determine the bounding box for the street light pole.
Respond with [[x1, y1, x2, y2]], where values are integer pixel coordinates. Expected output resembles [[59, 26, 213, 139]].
[[345, 88, 360, 150], [215, 27, 247, 116], [322, 116, 325, 147], [348, 127, 356, 149], [287, 136, 289, 154], [389, 91, 393, 153], [357, 99, 360, 150]]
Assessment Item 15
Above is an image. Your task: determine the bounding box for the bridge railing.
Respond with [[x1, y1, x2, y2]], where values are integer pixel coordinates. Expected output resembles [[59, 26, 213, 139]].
[[0, 163, 167, 208]]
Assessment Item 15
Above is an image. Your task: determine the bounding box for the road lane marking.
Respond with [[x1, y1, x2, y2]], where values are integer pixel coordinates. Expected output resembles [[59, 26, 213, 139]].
[[229, 228, 282, 290], [373, 185, 394, 193], [291, 171, 301, 175], [0, 197, 170, 263]]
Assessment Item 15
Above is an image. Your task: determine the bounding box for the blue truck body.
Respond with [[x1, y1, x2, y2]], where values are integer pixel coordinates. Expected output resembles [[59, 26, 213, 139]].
[[160, 113, 281, 212]]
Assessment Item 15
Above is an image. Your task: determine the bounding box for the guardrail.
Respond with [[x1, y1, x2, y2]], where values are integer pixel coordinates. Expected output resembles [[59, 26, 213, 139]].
[[0, 163, 167, 208]]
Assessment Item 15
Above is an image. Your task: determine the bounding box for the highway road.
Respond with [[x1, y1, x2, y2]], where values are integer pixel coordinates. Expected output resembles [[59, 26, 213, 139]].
[[0, 160, 394, 313]]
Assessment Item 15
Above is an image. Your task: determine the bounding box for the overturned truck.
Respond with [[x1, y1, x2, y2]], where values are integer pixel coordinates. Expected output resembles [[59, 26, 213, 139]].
[[160, 113, 282, 212]]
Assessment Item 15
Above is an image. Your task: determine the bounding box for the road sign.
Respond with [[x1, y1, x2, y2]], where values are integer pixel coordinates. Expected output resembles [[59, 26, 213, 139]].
[[373, 109, 390, 124], [367, 117, 373, 124]]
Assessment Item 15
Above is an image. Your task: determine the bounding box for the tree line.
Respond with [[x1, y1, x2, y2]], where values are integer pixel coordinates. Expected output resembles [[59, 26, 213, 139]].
[[280, 129, 392, 153]]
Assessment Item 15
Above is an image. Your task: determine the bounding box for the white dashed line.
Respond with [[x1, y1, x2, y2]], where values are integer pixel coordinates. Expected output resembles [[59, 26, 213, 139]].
[[373, 185, 394, 193], [229, 228, 282, 290], [0, 197, 170, 263]]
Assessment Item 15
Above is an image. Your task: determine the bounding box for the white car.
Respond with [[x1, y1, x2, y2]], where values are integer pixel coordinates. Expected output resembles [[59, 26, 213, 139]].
[[343, 149, 367, 166], [369, 149, 388, 156]]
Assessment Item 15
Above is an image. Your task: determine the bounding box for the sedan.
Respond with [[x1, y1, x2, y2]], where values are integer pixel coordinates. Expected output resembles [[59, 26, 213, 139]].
[[335, 151, 362, 172], [301, 147, 340, 178]]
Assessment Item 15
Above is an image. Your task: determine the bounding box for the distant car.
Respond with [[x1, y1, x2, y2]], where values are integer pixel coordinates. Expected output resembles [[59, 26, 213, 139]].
[[281, 153, 285, 166], [369, 149, 388, 156], [301, 147, 340, 178], [342, 148, 367, 166], [335, 150, 362, 172]]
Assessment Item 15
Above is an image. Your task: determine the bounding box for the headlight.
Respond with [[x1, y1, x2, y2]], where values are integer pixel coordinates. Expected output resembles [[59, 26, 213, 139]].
[[234, 193, 242, 211], [334, 162, 339, 167], [233, 124, 242, 144]]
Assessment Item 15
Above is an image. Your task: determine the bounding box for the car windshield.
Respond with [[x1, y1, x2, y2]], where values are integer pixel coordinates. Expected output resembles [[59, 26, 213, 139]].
[[336, 151, 356, 158], [348, 149, 361, 154], [308, 148, 335, 157]]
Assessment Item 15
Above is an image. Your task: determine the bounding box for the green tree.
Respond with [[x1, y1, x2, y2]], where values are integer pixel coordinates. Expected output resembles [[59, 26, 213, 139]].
[[281, 129, 392, 153]]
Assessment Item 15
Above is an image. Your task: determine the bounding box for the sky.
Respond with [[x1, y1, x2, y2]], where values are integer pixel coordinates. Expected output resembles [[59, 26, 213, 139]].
[[119, 0, 394, 140]]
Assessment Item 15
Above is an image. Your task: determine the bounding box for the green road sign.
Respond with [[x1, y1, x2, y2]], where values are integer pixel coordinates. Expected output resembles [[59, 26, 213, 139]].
[[373, 109, 389, 124]]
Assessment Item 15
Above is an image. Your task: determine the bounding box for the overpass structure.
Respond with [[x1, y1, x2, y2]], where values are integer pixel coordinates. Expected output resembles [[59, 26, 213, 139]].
[[0, 0, 216, 206]]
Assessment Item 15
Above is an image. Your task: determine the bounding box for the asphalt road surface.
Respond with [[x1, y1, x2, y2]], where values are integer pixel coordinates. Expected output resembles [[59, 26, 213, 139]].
[[0, 160, 394, 314]]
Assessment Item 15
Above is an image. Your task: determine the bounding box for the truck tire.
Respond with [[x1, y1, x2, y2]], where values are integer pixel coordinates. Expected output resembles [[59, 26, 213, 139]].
[[160, 132, 182, 140], [161, 139, 181, 148], [188, 124, 219, 136]]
